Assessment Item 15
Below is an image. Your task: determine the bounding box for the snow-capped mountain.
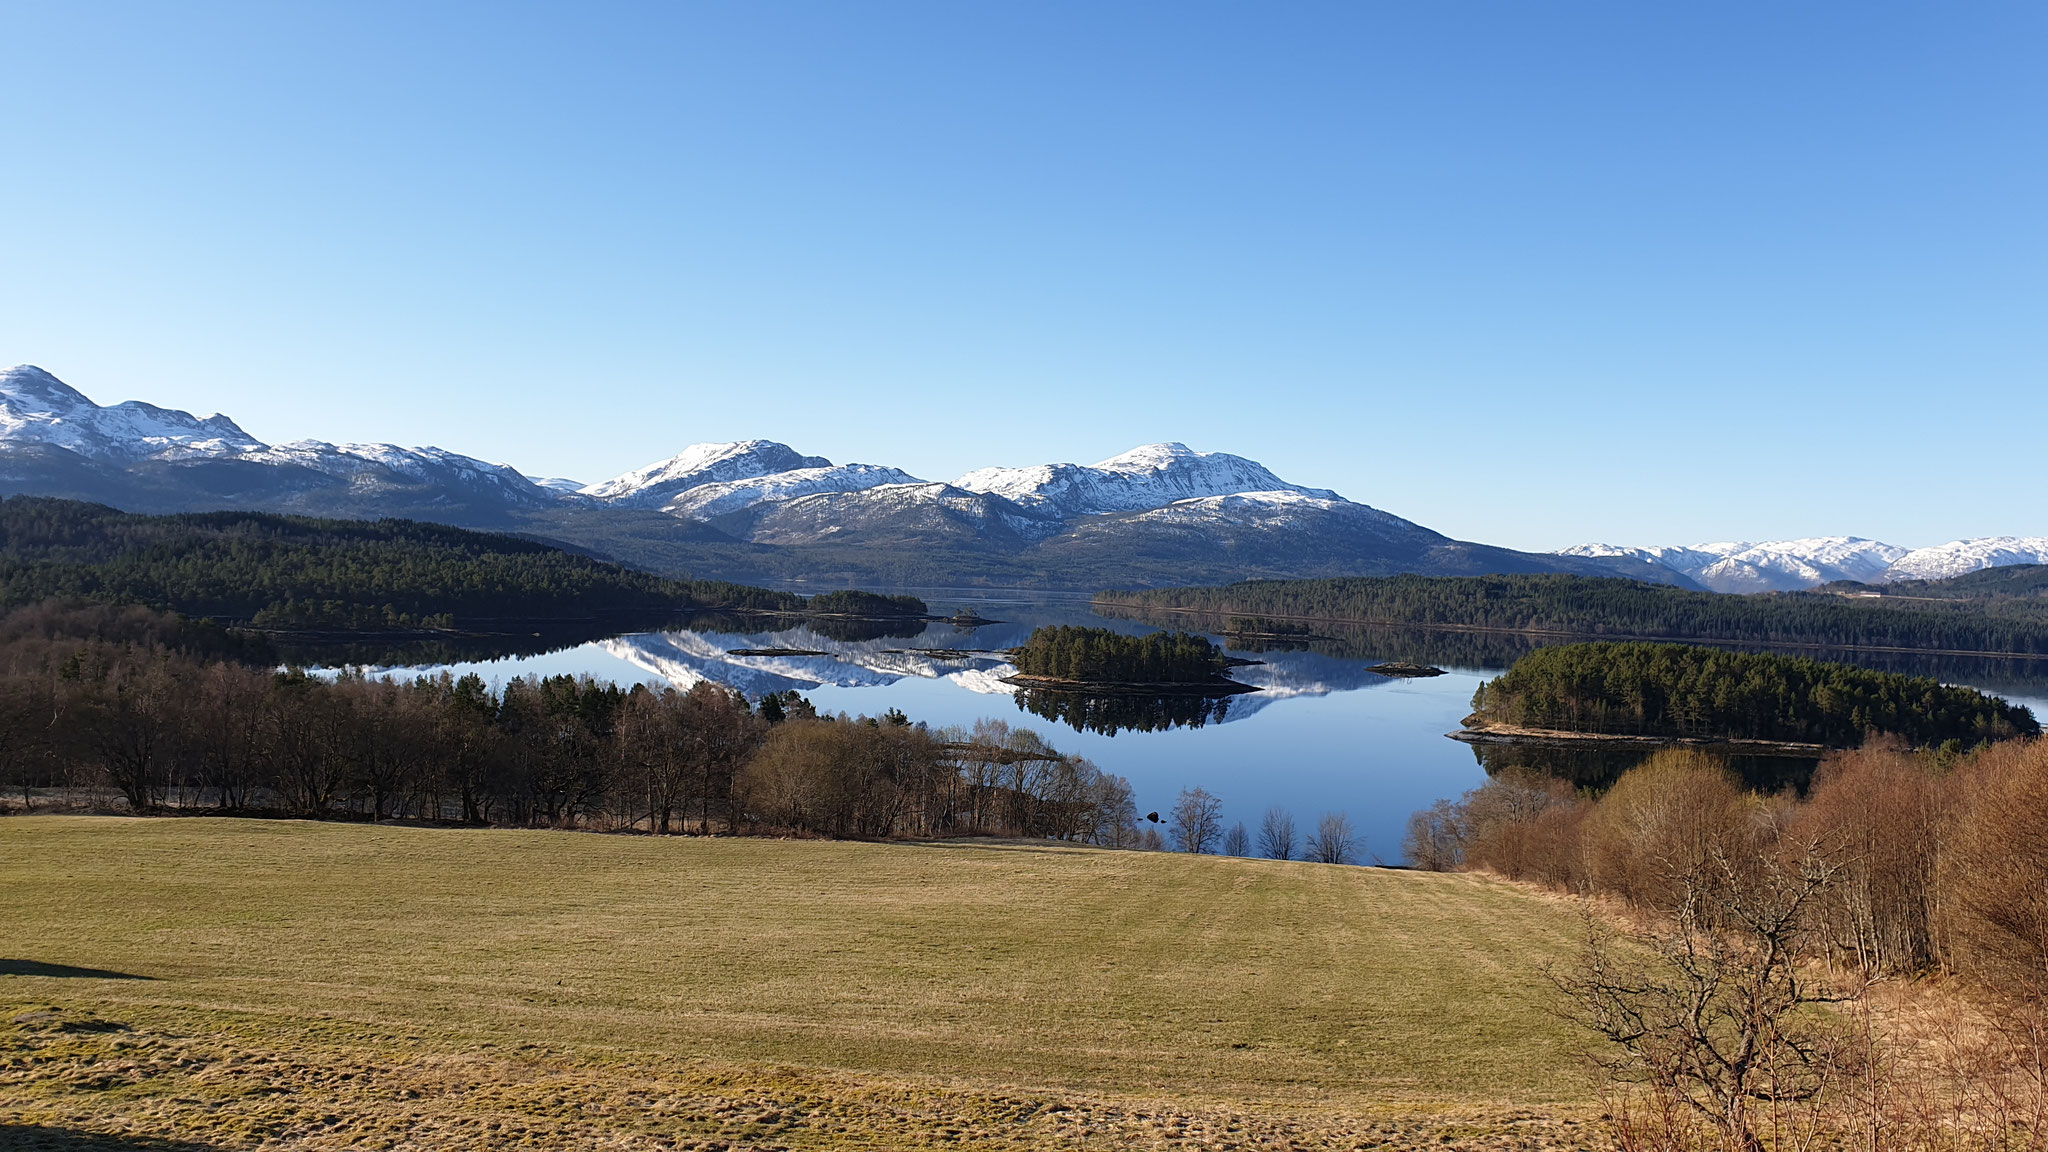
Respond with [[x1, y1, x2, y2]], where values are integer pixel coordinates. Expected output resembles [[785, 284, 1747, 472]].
[[1560, 535, 2048, 591], [1887, 538, 2048, 583], [1557, 538, 1911, 593], [0, 364, 558, 519], [578, 440, 828, 507], [662, 463, 923, 520], [28, 362, 1991, 589], [954, 443, 1339, 519], [0, 365, 265, 462]]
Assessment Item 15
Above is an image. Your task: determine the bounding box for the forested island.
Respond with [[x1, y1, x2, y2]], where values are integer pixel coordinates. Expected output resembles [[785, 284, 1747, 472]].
[[1464, 641, 2038, 749], [803, 590, 929, 617], [1006, 625, 1252, 694], [1100, 572, 2048, 656]]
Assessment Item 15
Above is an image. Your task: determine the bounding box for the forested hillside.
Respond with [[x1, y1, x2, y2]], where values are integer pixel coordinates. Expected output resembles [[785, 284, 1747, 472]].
[[1470, 642, 2038, 747], [0, 496, 798, 631], [1100, 573, 2048, 655]]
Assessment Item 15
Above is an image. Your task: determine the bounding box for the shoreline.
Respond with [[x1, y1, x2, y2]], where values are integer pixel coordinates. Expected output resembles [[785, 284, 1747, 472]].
[[1448, 722, 1827, 757]]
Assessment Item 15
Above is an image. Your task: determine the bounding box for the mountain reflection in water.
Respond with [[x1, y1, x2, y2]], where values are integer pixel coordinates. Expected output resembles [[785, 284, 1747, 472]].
[[301, 593, 2048, 865]]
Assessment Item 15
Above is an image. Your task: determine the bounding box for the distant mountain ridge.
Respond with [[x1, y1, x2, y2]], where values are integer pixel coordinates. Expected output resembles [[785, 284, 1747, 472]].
[[7, 363, 2033, 591], [1558, 536, 2048, 592]]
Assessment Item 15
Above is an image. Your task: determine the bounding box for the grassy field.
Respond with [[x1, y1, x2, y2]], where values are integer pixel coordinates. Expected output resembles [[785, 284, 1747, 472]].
[[1, 817, 1602, 1150]]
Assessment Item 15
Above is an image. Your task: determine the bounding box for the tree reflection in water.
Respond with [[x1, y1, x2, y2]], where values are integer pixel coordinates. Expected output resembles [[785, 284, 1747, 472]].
[[1013, 688, 1236, 736], [1471, 742, 1821, 794]]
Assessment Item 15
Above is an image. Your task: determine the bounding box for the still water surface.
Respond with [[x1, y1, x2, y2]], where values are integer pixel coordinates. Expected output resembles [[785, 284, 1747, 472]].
[[346, 588, 2048, 864]]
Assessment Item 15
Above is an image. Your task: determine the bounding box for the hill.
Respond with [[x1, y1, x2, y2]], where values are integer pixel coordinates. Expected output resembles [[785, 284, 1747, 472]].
[[0, 817, 1593, 1148], [0, 495, 797, 632]]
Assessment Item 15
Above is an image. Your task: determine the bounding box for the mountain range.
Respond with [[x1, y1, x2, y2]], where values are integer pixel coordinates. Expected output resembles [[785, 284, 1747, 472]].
[[1555, 537, 2048, 593], [2, 364, 2039, 592]]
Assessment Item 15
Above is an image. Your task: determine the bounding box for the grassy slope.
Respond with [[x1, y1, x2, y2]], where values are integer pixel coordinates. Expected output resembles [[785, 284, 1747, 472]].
[[1, 818, 1596, 1149]]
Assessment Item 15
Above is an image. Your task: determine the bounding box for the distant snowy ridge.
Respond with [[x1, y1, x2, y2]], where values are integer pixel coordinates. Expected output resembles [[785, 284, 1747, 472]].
[[1559, 535, 2048, 590], [1887, 538, 2048, 582], [0, 364, 555, 505]]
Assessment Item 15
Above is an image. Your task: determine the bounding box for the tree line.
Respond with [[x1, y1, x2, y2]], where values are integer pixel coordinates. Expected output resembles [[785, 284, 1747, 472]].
[[1098, 572, 2048, 655], [1009, 625, 1229, 684], [1471, 641, 2038, 747], [0, 600, 1147, 843]]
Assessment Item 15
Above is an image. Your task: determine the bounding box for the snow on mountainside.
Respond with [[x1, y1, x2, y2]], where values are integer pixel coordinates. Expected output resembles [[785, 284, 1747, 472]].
[[1559, 535, 2046, 590], [0, 364, 264, 461], [0, 364, 557, 511], [1887, 538, 2048, 582], [17, 364, 2040, 590], [728, 482, 1063, 547], [579, 441, 829, 507], [661, 463, 923, 520], [954, 443, 1340, 519]]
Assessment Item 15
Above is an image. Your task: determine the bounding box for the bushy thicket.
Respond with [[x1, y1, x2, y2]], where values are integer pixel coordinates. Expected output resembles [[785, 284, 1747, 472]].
[[0, 601, 1138, 844], [1101, 572, 2048, 654], [1407, 743, 2048, 993], [0, 496, 799, 631], [1010, 625, 1228, 684], [1471, 642, 2037, 747]]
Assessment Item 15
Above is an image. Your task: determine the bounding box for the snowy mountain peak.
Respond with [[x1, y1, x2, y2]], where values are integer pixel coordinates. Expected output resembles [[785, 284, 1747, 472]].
[[1, 364, 96, 410], [661, 463, 925, 520], [580, 440, 830, 507], [954, 442, 1340, 519], [0, 364, 266, 461]]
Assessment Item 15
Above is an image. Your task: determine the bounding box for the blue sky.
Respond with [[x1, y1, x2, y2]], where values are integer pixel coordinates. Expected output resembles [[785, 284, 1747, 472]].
[[2, 1, 2041, 551]]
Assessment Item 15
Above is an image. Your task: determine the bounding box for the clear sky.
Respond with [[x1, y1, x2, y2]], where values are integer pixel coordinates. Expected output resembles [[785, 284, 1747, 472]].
[[2, 1, 2042, 551]]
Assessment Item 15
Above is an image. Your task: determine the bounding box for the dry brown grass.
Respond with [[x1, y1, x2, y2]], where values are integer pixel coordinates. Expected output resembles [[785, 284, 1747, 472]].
[[1, 816, 1602, 1150]]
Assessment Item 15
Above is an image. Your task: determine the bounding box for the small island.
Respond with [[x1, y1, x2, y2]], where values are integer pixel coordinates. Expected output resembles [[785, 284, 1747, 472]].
[[1002, 625, 1257, 696], [1368, 661, 1445, 678], [803, 590, 930, 618], [1453, 641, 2038, 751]]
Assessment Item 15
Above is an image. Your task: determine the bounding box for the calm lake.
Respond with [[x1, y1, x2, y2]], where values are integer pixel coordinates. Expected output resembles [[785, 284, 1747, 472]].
[[336, 588, 2048, 864]]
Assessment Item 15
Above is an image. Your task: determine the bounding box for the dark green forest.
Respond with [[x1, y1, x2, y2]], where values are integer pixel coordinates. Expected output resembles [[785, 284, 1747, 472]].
[[0, 497, 799, 632], [1010, 625, 1230, 684], [1100, 573, 2048, 655], [1471, 641, 2038, 747]]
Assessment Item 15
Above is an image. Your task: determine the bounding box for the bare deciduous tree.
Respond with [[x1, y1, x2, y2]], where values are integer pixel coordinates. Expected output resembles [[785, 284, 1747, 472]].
[[1306, 811, 1355, 864], [1258, 806, 1296, 860], [1552, 840, 1854, 1152], [1222, 821, 1249, 857], [1170, 787, 1223, 854]]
